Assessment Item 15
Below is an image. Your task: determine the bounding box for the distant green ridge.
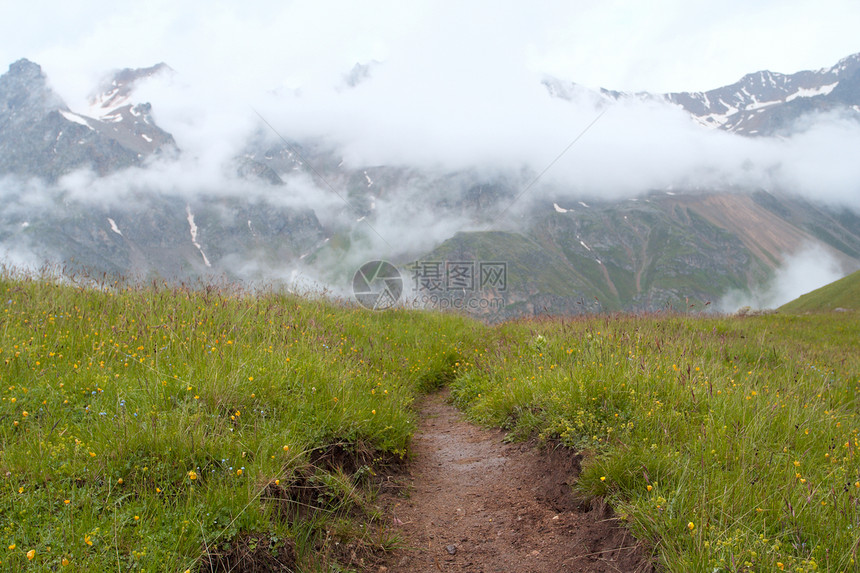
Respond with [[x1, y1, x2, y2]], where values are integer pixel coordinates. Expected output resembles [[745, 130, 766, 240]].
[[779, 269, 860, 312]]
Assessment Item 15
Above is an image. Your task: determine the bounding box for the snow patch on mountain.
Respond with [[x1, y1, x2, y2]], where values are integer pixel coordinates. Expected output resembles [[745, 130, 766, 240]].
[[185, 205, 211, 267], [785, 82, 838, 102], [59, 110, 94, 130], [107, 218, 123, 236]]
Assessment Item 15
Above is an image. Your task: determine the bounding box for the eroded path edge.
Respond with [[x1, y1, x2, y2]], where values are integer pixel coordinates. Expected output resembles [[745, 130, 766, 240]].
[[378, 391, 652, 573]]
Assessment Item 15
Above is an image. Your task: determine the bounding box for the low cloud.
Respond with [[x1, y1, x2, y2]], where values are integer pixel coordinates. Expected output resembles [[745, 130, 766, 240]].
[[168, 64, 860, 212], [0, 241, 44, 272], [4, 0, 855, 220], [6, 1, 855, 215], [718, 244, 846, 311]]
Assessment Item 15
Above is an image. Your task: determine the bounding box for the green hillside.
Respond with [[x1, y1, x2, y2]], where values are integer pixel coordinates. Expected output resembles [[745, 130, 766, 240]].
[[424, 230, 617, 317], [779, 269, 860, 313]]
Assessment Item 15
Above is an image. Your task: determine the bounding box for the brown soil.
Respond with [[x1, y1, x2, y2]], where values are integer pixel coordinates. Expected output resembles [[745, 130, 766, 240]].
[[204, 532, 297, 572], [377, 392, 654, 572]]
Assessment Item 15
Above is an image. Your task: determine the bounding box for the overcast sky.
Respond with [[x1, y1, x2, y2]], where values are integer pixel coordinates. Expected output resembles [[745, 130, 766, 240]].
[[3, 0, 858, 98], [2, 0, 859, 206]]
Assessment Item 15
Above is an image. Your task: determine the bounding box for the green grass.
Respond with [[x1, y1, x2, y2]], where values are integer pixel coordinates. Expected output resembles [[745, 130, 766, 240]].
[[3, 270, 859, 572], [779, 270, 860, 313], [450, 312, 860, 571], [0, 272, 484, 571]]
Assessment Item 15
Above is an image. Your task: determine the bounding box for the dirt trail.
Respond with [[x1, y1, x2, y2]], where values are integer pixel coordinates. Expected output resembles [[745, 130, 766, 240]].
[[378, 392, 652, 572]]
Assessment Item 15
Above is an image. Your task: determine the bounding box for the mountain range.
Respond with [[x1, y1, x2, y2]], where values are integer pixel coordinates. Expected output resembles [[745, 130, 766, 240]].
[[544, 52, 860, 136], [1, 55, 859, 318]]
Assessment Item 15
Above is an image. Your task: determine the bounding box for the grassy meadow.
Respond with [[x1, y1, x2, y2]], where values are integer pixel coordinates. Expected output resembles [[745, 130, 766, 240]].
[[0, 273, 481, 571], [1, 270, 858, 571], [451, 312, 860, 572]]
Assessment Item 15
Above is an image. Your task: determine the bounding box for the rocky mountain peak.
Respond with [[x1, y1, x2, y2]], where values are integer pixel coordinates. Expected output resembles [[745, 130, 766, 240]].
[[0, 58, 176, 180], [0, 58, 67, 126], [7, 58, 45, 81], [543, 53, 860, 137], [89, 62, 172, 118], [665, 52, 860, 135], [831, 52, 860, 74]]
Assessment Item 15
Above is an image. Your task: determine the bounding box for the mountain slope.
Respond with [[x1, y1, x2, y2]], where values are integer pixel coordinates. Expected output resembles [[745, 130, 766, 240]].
[[3, 193, 326, 280], [421, 191, 860, 318]]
